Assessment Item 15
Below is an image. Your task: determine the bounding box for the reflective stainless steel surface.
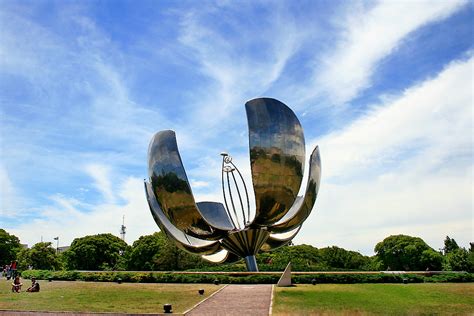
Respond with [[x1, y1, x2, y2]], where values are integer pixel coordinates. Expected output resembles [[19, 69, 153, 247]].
[[261, 226, 301, 252], [270, 146, 321, 233], [202, 249, 241, 264], [244, 255, 259, 272], [245, 98, 305, 227], [221, 153, 251, 229], [196, 202, 234, 231], [220, 228, 270, 258], [148, 130, 226, 240], [144, 98, 322, 271], [145, 182, 221, 255]]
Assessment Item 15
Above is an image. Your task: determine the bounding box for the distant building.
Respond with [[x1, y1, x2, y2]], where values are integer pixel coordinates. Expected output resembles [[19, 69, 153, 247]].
[[57, 246, 70, 253]]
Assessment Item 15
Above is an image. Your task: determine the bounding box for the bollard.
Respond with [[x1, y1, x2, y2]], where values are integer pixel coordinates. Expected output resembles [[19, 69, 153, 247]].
[[48, 277, 53, 282], [116, 278, 122, 284], [163, 303, 172, 313], [403, 278, 408, 284], [198, 289, 204, 295], [311, 278, 317, 285], [213, 279, 220, 285]]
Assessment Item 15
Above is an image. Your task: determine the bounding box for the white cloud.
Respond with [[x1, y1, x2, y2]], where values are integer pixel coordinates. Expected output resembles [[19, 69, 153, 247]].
[[84, 164, 115, 203], [9, 176, 156, 247], [189, 180, 210, 188], [308, 0, 468, 105], [301, 56, 473, 254], [0, 165, 22, 216], [176, 4, 307, 132]]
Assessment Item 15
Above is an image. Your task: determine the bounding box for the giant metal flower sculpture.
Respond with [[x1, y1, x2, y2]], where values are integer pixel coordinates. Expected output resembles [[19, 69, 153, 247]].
[[144, 98, 321, 271]]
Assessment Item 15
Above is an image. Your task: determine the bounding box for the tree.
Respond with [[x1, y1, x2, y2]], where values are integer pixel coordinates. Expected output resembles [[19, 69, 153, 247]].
[[128, 232, 166, 270], [152, 233, 207, 271], [374, 235, 442, 271], [443, 236, 459, 254], [257, 244, 322, 271], [63, 233, 129, 270], [0, 229, 21, 264], [17, 242, 61, 270], [318, 246, 371, 270], [445, 248, 473, 272]]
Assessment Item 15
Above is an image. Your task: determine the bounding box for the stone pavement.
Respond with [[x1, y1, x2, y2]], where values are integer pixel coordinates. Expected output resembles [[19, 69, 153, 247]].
[[185, 284, 273, 316]]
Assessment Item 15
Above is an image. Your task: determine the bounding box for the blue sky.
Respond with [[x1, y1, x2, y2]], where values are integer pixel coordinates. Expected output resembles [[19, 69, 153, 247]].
[[1, 0, 472, 255]]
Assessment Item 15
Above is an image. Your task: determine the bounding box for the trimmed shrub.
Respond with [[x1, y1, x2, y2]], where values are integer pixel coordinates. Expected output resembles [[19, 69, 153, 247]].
[[20, 270, 473, 284]]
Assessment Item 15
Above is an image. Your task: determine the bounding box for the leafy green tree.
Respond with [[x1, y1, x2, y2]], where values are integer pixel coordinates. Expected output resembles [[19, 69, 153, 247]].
[[17, 242, 61, 270], [445, 248, 473, 272], [374, 234, 442, 271], [63, 233, 129, 270], [419, 249, 443, 270], [0, 229, 21, 264], [16, 247, 30, 270], [257, 244, 321, 271], [128, 232, 166, 270], [153, 233, 207, 270], [443, 236, 459, 254], [319, 246, 371, 270], [365, 256, 383, 271]]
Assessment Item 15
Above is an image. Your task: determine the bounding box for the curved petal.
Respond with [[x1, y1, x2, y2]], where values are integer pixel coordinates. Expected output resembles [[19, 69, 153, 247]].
[[145, 181, 221, 255], [201, 248, 241, 264], [269, 146, 321, 234], [246, 98, 305, 227], [260, 226, 301, 252], [148, 130, 227, 240], [196, 201, 235, 231]]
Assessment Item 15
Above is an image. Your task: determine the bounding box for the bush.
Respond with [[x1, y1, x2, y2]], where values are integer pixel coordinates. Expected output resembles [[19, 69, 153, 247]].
[[20, 270, 473, 284]]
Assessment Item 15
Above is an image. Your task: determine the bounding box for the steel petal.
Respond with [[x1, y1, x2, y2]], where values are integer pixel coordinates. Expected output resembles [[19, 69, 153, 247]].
[[145, 181, 221, 255], [246, 98, 305, 226], [196, 201, 235, 231], [260, 226, 301, 252], [269, 146, 321, 234], [148, 130, 227, 240]]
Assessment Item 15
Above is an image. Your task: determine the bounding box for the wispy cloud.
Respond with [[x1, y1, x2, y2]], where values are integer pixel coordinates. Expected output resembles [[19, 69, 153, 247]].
[[175, 3, 308, 133], [0, 165, 23, 216], [305, 0, 468, 106], [84, 164, 116, 203], [9, 176, 154, 247], [302, 56, 473, 253]]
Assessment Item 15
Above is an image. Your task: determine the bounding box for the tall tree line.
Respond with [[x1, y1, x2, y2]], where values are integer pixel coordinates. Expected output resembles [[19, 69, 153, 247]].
[[1, 228, 472, 272]]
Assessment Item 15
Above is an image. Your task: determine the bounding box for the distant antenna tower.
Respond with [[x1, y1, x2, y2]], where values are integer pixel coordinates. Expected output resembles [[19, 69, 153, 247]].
[[120, 215, 126, 241]]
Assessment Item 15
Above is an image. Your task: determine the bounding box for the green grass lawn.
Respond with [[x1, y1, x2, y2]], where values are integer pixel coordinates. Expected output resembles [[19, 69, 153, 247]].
[[274, 283, 474, 315], [0, 279, 222, 314]]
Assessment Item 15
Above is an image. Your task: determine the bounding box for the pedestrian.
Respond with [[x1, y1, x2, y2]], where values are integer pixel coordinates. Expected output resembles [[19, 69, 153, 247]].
[[27, 277, 40, 292], [11, 276, 22, 293]]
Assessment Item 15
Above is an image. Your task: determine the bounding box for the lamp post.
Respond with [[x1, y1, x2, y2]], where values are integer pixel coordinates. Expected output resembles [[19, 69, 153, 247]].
[[53, 236, 59, 254]]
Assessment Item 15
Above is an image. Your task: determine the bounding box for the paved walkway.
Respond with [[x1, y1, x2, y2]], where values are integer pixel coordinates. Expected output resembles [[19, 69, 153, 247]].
[[185, 284, 273, 316]]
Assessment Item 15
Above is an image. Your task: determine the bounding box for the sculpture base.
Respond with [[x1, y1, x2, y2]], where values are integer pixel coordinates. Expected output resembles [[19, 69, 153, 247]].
[[244, 255, 259, 272]]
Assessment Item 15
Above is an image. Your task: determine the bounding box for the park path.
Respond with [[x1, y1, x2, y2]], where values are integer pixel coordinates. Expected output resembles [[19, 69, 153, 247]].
[[185, 284, 273, 316]]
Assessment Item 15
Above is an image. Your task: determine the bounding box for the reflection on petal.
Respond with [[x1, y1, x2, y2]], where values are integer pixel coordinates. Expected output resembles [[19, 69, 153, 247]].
[[196, 201, 235, 231], [201, 248, 228, 263], [201, 248, 240, 264], [145, 181, 221, 255], [270, 146, 321, 234], [261, 226, 301, 252], [246, 98, 305, 227], [148, 130, 226, 240]]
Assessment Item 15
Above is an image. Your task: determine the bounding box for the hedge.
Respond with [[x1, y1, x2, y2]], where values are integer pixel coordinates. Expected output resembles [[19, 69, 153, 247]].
[[19, 270, 473, 284]]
